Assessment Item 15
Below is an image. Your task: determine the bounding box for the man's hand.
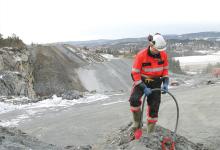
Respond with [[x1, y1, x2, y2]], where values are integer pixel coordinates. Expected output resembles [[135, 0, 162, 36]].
[[144, 87, 152, 96], [138, 82, 152, 96], [162, 77, 169, 94], [161, 84, 168, 93]]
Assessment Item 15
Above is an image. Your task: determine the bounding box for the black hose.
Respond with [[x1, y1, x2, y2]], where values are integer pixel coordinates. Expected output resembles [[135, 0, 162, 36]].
[[140, 88, 179, 140]]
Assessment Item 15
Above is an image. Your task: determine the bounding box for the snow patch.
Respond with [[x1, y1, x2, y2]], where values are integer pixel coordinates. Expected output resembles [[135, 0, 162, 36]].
[[185, 71, 198, 75], [0, 114, 29, 127], [0, 93, 109, 127], [0, 119, 20, 127], [101, 54, 118, 60], [213, 51, 220, 55], [175, 55, 220, 65], [0, 75, 3, 79], [196, 50, 210, 54], [26, 93, 109, 109], [82, 94, 109, 103], [66, 46, 76, 53], [0, 93, 109, 115], [0, 102, 27, 114], [102, 100, 125, 106], [109, 93, 125, 96], [174, 54, 220, 73]]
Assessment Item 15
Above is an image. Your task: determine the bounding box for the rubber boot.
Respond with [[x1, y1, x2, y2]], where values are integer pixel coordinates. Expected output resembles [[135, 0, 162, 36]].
[[129, 111, 141, 139], [147, 122, 156, 133]]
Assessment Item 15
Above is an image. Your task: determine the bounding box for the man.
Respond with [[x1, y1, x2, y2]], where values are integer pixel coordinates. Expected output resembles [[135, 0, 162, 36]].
[[129, 33, 169, 138]]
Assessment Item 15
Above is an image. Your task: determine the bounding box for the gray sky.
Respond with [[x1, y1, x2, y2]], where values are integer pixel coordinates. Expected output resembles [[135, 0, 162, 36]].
[[0, 0, 220, 44]]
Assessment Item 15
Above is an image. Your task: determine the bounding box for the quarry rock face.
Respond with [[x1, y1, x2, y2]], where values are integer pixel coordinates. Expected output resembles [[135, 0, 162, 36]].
[[30, 44, 108, 98], [0, 44, 114, 100], [0, 47, 36, 99], [30, 45, 87, 97]]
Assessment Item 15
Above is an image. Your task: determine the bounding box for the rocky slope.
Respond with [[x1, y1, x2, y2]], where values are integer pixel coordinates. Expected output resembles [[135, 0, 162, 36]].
[[0, 43, 109, 100], [30, 44, 108, 98], [30, 45, 85, 98], [0, 126, 60, 150], [0, 126, 92, 150], [96, 123, 210, 150], [0, 47, 36, 99]]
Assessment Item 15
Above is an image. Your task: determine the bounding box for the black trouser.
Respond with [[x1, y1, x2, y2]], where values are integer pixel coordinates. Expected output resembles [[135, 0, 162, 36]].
[[129, 77, 162, 119]]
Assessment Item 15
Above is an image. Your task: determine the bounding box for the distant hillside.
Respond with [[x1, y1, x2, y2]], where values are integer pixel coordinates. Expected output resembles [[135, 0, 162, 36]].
[[65, 34, 220, 58], [62, 32, 220, 75], [165, 31, 220, 40], [64, 37, 146, 47], [64, 39, 112, 47], [180, 31, 220, 39], [63, 31, 220, 47]]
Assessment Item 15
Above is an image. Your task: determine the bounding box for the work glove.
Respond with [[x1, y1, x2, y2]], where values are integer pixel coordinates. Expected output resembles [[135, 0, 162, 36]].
[[161, 77, 169, 94], [138, 82, 152, 96]]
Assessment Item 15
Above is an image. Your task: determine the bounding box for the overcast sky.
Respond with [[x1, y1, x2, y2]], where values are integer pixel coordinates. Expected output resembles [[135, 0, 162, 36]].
[[0, 0, 220, 44]]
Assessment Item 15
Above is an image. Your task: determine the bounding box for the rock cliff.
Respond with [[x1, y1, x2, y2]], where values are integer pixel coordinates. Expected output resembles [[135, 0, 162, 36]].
[[0, 47, 35, 99]]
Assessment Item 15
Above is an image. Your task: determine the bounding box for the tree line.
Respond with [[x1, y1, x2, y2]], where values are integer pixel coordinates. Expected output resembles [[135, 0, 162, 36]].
[[0, 33, 26, 49]]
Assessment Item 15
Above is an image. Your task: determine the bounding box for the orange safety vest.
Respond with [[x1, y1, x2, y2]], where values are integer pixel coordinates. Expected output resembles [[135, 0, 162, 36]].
[[131, 47, 169, 85]]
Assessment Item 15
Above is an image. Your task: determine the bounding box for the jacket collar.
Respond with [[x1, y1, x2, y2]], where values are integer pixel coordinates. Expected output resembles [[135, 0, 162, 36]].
[[147, 46, 161, 59]]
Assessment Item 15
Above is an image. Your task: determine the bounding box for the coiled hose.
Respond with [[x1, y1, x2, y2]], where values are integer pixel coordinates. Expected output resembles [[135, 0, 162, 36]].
[[140, 88, 179, 140]]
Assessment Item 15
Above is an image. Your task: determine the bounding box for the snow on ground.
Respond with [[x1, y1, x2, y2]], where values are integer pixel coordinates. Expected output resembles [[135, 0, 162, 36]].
[[0, 75, 3, 79], [174, 52, 220, 73], [184, 71, 198, 75], [0, 93, 109, 127], [100, 54, 119, 60], [175, 55, 220, 66], [0, 94, 109, 115], [0, 102, 26, 114], [213, 51, 220, 55], [66, 46, 76, 53], [196, 50, 211, 54], [0, 114, 29, 126]]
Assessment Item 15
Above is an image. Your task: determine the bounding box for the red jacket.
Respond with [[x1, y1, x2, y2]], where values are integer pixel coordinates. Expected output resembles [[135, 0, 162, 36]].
[[131, 47, 169, 85]]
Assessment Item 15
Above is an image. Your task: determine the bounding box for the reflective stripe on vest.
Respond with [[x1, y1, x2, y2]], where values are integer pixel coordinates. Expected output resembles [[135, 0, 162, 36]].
[[132, 68, 140, 73], [142, 66, 168, 73], [164, 66, 169, 69], [134, 80, 142, 85], [143, 67, 164, 72]]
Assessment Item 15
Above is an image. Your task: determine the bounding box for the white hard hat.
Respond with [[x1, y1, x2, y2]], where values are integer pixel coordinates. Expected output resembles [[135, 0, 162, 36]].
[[152, 34, 166, 51]]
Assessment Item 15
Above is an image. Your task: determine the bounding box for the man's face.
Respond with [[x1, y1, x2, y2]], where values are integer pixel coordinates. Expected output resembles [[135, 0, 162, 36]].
[[150, 46, 160, 54]]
